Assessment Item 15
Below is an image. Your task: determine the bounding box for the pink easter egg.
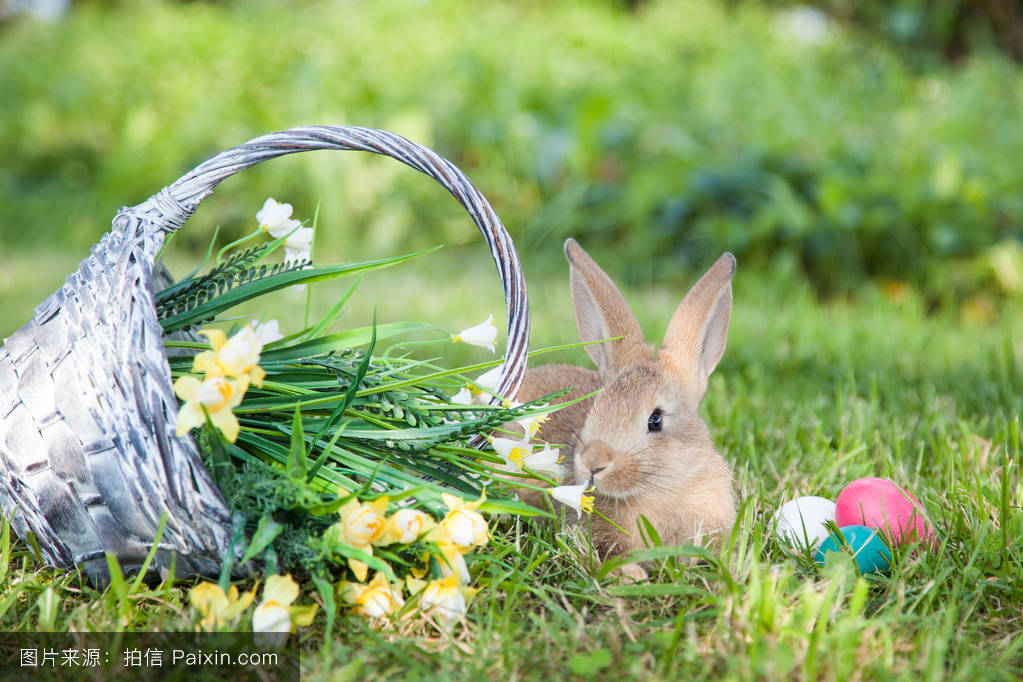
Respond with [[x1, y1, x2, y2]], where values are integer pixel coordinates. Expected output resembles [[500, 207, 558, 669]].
[[835, 478, 936, 548]]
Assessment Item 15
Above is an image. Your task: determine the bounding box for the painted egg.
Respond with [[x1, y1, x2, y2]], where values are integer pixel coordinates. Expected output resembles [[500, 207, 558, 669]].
[[771, 496, 836, 550], [835, 477, 935, 547], [814, 524, 892, 574]]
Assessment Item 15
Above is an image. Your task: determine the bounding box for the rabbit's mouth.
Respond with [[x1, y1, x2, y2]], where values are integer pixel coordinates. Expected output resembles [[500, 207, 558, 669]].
[[584, 463, 644, 500], [575, 441, 636, 498]]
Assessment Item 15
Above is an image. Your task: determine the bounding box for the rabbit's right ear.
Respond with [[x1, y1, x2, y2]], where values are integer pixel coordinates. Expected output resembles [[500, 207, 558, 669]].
[[565, 239, 646, 380], [659, 252, 736, 407]]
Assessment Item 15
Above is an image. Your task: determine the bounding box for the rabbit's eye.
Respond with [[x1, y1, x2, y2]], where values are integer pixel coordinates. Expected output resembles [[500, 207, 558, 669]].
[[647, 409, 663, 432]]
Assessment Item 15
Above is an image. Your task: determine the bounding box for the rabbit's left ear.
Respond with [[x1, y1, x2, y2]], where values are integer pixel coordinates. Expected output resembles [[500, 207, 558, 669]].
[[658, 253, 735, 406], [565, 238, 647, 382]]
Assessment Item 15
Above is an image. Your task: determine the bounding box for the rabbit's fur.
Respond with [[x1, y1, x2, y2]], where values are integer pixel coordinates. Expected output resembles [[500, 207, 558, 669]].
[[517, 239, 737, 576]]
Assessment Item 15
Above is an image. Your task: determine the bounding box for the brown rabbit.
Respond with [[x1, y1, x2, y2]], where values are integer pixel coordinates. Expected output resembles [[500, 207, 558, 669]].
[[516, 239, 737, 578]]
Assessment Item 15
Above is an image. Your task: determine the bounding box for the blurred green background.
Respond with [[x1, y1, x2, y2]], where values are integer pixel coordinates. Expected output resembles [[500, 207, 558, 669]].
[[2, 0, 1023, 341]]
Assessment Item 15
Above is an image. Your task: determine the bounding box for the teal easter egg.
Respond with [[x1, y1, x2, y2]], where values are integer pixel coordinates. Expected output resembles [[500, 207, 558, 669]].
[[814, 524, 892, 575]]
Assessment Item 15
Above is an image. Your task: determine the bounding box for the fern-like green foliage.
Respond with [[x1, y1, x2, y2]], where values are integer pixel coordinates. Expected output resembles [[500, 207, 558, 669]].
[[155, 244, 309, 324]]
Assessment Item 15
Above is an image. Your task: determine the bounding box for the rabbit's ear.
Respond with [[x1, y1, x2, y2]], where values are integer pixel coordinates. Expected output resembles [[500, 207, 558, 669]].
[[659, 253, 736, 405], [565, 239, 646, 380]]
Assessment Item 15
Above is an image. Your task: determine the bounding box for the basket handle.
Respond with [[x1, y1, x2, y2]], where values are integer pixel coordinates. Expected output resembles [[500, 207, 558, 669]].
[[117, 126, 529, 430]]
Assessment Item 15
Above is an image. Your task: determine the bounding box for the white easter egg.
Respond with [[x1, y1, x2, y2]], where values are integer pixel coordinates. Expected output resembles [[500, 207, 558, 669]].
[[771, 496, 836, 550]]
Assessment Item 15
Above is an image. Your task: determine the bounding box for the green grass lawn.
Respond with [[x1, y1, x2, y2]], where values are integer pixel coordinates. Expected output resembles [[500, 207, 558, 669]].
[[0, 246, 1020, 680], [2, 0, 1021, 677]]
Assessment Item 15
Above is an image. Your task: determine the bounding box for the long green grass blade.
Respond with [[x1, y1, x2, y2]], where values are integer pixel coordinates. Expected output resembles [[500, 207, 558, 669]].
[[256, 322, 432, 366], [160, 248, 439, 332]]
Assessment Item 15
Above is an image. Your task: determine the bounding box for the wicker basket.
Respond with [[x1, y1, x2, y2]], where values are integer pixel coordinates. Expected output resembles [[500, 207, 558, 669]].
[[0, 126, 530, 584]]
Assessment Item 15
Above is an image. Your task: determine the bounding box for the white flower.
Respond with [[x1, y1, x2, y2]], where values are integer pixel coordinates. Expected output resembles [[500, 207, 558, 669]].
[[473, 364, 504, 397], [521, 444, 563, 480], [439, 492, 488, 550], [342, 572, 405, 619], [550, 483, 595, 519], [419, 574, 470, 628], [252, 601, 292, 633], [256, 198, 303, 238], [516, 411, 549, 439], [284, 227, 314, 264], [337, 498, 389, 548], [252, 319, 283, 344], [452, 314, 498, 353], [451, 386, 474, 405], [435, 544, 470, 584], [491, 437, 532, 470], [251, 574, 317, 635], [390, 508, 434, 544]]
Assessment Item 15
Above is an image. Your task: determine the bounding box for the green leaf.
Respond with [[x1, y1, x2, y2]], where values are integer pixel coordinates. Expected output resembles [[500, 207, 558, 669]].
[[306, 419, 350, 487], [240, 514, 285, 566], [129, 512, 168, 594], [104, 552, 128, 610], [568, 649, 612, 676], [312, 573, 338, 640], [200, 421, 234, 495], [219, 516, 249, 591], [605, 583, 705, 598], [303, 276, 361, 341], [156, 240, 267, 307], [323, 540, 397, 582], [637, 513, 663, 548], [0, 516, 11, 586], [310, 313, 378, 462], [288, 406, 307, 480], [254, 321, 432, 366], [160, 248, 438, 332], [596, 545, 716, 580], [479, 498, 553, 518]]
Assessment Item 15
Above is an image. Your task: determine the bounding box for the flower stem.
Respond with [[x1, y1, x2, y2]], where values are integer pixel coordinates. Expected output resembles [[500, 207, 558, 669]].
[[216, 230, 263, 264]]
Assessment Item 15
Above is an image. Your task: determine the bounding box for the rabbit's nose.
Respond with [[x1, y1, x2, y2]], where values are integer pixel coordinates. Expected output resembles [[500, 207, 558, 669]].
[[590, 466, 606, 476]]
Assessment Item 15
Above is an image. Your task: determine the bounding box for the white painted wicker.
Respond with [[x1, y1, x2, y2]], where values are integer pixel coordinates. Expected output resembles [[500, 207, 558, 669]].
[[0, 126, 530, 583]]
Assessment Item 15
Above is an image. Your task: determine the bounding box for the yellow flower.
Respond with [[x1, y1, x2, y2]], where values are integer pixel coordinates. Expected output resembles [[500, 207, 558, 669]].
[[189, 581, 255, 630], [341, 572, 405, 619], [193, 326, 266, 386], [173, 374, 249, 442], [338, 497, 390, 547], [439, 491, 489, 550], [387, 508, 436, 545], [330, 496, 390, 582], [408, 573, 480, 630], [252, 574, 317, 634], [435, 542, 471, 584]]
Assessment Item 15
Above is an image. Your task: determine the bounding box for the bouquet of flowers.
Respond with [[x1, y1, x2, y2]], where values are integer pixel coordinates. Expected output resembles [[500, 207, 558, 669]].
[[164, 197, 594, 634]]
